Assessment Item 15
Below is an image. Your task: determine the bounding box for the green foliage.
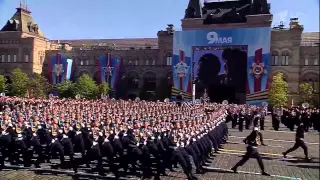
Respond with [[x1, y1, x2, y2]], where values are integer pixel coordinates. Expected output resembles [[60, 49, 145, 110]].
[[11, 68, 30, 97], [0, 75, 7, 93], [97, 81, 110, 96], [73, 74, 98, 99], [299, 82, 314, 104], [57, 79, 75, 98], [268, 72, 288, 107], [27, 73, 52, 98]]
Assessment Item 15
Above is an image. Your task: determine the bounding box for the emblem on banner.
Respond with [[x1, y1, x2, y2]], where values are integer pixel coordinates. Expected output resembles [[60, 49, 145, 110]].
[[174, 62, 189, 77], [53, 64, 64, 76], [249, 62, 267, 79], [101, 66, 114, 76]]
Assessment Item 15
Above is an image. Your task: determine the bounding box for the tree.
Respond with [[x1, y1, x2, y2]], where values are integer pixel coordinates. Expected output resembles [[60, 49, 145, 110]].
[[0, 75, 6, 93], [97, 81, 110, 96], [73, 74, 98, 99], [56, 79, 75, 98], [299, 82, 314, 104], [28, 73, 52, 98], [268, 72, 288, 107], [11, 68, 30, 97]]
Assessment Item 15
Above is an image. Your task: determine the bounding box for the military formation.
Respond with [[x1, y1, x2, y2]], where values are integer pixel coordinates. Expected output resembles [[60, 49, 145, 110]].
[[227, 105, 267, 132], [0, 96, 236, 180], [275, 106, 320, 132], [228, 104, 320, 133]]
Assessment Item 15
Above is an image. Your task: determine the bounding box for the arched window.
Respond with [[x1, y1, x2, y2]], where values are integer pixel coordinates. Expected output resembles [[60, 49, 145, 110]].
[[80, 60, 84, 65], [314, 58, 318, 66], [304, 59, 309, 66], [127, 72, 139, 89], [152, 60, 155, 65], [146, 60, 149, 65], [143, 72, 157, 91], [281, 51, 290, 66], [166, 55, 172, 66], [135, 60, 138, 65], [128, 60, 132, 65], [271, 52, 279, 65]]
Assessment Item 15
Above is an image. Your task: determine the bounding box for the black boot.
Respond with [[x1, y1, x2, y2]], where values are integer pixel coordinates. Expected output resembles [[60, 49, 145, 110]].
[[231, 166, 238, 173]]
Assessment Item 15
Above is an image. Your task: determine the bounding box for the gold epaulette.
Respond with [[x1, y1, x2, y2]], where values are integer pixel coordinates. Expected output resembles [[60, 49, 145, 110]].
[[105, 131, 109, 137], [32, 127, 37, 132], [16, 127, 21, 134], [52, 128, 57, 136]]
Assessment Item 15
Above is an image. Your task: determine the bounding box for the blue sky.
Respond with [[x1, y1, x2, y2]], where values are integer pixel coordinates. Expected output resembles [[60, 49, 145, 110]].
[[0, 0, 319, 39]]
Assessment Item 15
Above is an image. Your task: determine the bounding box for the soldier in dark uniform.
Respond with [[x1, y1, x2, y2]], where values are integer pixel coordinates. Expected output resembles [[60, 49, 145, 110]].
[[288, 109, 298, 131], [49, 126, 65, 167], [0, 125, 12, 169], [238, 109, 245, 132], [272, 107, 281, 131], [29, 127, 43, 168], [60, 131, 74, 169], [231, 127, 270, 176], [101, 131, 119, 179], [283, 122, 310, 160], [260, 107, 266, 130], [170, 133, 198, 180]]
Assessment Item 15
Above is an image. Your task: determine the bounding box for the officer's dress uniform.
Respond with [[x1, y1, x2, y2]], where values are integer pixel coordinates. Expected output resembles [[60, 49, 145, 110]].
[[231, 129, 270, 176], [283, 123, 309, 160]]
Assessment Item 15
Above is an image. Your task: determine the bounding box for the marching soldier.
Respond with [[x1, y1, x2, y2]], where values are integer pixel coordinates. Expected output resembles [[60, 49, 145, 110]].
[[283, 122, 310, 160], [272, 107, 281, 131], [238, 109, 245, 132], [231, 127, 270, 176]]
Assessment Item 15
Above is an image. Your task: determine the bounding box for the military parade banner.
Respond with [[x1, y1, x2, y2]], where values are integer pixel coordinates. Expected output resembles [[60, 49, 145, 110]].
[[49, 54, 73, 84], [97, 53, 121, 89], [172, 27, 271, 104]]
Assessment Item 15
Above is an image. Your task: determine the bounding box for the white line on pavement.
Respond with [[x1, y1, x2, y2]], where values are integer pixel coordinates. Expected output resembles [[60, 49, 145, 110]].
[[228, 136, 320, 145], [227, 141, 285, 148], [203, 166, 302, 180]]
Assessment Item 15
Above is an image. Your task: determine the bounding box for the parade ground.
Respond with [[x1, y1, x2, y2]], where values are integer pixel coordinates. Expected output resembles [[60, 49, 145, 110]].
[[0, 116, 319, 180]]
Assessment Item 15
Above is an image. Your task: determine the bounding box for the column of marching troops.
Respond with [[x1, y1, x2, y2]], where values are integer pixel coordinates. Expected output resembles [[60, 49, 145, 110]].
[[0, 96, 319, 180], [0, 97, 231, 180]]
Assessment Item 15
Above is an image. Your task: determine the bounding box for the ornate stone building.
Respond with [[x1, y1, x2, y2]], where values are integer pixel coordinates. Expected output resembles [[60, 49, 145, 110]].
[[0, 2, 319, 104]]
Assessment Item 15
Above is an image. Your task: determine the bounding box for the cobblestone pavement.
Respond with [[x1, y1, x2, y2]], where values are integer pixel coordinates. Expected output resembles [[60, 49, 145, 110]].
[[0, 116, 319, 180]]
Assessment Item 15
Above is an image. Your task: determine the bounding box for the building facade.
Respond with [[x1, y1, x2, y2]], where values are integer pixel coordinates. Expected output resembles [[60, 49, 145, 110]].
[[0, 1, 319, 105]]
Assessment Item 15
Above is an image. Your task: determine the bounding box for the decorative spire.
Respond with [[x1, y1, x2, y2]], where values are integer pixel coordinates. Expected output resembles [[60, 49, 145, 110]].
[[184, 0, 202, 19]]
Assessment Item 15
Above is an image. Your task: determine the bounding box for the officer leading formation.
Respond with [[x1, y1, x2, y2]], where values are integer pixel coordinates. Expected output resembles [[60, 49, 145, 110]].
[[0, 96, 231, 180]]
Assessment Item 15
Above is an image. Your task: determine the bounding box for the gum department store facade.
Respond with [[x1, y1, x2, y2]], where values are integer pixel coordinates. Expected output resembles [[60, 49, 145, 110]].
[[0, 3, 319, 105]]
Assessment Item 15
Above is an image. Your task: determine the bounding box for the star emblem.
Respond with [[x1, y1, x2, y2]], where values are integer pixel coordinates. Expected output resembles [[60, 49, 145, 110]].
[[174, 62, 189, 78], [249, 62, 267, 79], [53, 64, 64, 76], [101, 66, 114, 76]]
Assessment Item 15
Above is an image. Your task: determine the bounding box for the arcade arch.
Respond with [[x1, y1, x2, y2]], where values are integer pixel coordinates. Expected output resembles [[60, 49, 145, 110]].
[[142, 71, 157, 91]]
